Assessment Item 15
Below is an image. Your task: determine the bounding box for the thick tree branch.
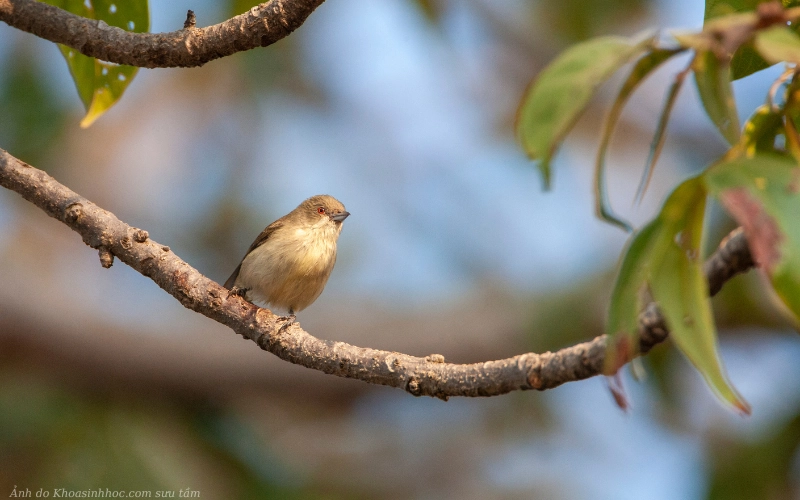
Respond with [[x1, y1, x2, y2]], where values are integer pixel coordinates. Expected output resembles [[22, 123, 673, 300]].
[[0, 0, 325, 68], [0, 148, 755, 399]]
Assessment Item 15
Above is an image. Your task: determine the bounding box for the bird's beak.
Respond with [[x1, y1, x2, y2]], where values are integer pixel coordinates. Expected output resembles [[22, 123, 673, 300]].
[[330, 211, 350, 222]]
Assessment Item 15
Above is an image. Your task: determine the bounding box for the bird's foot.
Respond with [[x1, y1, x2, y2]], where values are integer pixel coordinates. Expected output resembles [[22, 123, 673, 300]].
[[227, 286, 249, 299], [277, 313, 297, 334]]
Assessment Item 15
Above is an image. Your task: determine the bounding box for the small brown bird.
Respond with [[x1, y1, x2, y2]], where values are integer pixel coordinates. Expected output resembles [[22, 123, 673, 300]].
[[224, 195, 349, 322]]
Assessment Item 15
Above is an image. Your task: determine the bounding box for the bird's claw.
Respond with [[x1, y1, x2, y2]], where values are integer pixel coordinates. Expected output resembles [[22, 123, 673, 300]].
[[277, 313, 296, 334], [227, 286, 249, 299]]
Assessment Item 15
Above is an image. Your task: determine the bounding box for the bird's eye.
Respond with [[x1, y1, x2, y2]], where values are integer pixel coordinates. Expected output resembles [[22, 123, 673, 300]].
[[317, 207, 326, 215]]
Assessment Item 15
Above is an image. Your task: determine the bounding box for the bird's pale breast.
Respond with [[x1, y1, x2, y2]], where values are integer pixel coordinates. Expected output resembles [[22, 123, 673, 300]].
[[236, 221, 340, 312]]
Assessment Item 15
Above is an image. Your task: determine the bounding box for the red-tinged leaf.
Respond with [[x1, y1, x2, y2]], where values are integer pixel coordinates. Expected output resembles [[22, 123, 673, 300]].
[[693, 50, 741, 145], [721, 188, 783, 271], [705, 155, 800, 322], [595, 48, 683, 231], [606, 373, 631, 411], [516, 34, 654, 189]]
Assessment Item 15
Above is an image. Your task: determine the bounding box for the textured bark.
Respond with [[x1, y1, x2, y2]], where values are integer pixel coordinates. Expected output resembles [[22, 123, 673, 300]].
[[0, 0, 325, 68], [0, 148, 756, 399]]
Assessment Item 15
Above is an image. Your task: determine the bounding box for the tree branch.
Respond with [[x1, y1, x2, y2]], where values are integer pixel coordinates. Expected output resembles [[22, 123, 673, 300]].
[[0, 147, 755, 399], [0, 0, 325, 68]]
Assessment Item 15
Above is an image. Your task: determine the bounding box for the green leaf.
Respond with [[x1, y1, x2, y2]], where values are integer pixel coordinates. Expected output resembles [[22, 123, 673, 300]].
[[635, 65, 690, 204], [703, 1, 765, 81], [606, 177, 750, 412], [693, 50, 741, 145], [533, 0, 651, 43], [704, 0, 800, 80], [605, 220, 665, 372], [704, 0, 769, 19], [516, 34, 654, 188], [595, 48, 683, 231], [730, 43, 772, 80], [606, 180, 705, 369], [705, 0, 800, 19], [649, 178, 750, 414], [0, 45, 67, 166], [42, 0, 149, 127], [739, 104, 783, 156], [755, 26, 800, 64], [651, 231, 750, 413], [227, 0, 262, 18], [705, 155, 800, 322]]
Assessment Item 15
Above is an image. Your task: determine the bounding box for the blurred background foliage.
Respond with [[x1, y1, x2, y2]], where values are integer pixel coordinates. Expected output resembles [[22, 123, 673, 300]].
[[1, 0, 799, 498]]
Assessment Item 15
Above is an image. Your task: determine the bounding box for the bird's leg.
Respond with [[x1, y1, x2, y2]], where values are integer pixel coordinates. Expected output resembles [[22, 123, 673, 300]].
[[277, 308, 296, 334], [227, 286, 249, 299]]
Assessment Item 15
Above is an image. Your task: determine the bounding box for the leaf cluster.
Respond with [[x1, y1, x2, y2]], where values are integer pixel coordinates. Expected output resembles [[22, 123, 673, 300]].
[[517, 0, 800, 410]]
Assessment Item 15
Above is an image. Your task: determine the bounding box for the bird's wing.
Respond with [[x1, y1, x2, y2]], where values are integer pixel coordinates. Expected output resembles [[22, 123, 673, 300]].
[[222, 219, 284, 289]]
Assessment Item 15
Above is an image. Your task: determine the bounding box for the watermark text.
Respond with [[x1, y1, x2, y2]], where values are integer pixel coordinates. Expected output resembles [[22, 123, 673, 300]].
[[9, 486, 200, 498]]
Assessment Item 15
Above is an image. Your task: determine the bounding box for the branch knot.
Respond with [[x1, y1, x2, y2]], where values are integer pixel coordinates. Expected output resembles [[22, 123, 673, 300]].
[[64, 202, 83, 223], [406, 377, 422, 396], [132, 228, 149, 242], [183, 10, 196, 29], [98, 247, 114, 268]]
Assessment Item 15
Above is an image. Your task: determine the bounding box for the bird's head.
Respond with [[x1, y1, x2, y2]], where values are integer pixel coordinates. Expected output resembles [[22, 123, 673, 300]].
[[299, 195, 349, 228]]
